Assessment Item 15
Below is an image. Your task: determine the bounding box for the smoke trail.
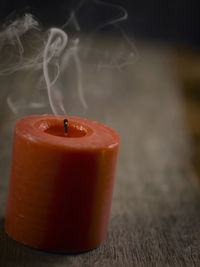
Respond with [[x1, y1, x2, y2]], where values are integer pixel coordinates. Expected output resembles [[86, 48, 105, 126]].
[[0, 14, 70, 114], [0, 1, 138, 115], [0, 14, 40, 75], [43, 28, 68, 115]]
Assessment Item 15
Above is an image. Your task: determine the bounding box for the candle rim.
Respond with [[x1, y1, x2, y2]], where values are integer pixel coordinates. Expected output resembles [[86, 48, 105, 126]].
[[15, 115, 120, 150]]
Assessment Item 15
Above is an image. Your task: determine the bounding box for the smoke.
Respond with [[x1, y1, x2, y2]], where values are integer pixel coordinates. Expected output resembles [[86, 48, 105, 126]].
[[43, 28, 68, 115], [0, 0, 138, 116], [0, 14, 40, 75]]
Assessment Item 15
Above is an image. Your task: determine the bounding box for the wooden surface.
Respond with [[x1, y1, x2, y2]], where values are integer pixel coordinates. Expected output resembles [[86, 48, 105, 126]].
[[1, 39, 200, 266]]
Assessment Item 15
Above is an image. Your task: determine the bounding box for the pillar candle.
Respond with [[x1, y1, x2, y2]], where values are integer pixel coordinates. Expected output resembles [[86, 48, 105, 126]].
[[5, 115, 120, 252]]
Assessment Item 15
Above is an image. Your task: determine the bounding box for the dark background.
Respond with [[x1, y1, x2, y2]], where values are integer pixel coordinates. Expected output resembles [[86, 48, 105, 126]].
[[0, 0, 199, 47]]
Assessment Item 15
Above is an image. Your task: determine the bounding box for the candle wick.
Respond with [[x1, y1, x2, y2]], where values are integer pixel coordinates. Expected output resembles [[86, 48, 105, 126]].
[[64, 119, 68, 134]]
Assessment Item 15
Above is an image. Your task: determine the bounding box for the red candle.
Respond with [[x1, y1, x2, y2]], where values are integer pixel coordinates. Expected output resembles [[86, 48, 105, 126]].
[[5, 115, 120, 252]]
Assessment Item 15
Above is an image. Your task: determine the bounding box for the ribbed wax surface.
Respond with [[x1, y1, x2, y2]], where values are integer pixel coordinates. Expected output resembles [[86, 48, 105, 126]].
[[5, 115, 120, 252]]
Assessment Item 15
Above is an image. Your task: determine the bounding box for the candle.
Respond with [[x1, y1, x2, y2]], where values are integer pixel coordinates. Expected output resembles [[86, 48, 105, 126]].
[[5, 115, 120, 252]]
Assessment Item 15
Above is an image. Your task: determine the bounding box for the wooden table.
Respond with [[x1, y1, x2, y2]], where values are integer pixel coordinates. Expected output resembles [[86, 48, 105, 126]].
[[0, 38, 200, 266]]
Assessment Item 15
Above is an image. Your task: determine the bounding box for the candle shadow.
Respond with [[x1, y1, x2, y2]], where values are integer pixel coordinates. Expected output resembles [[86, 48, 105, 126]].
[[0, 217, 92, 266]]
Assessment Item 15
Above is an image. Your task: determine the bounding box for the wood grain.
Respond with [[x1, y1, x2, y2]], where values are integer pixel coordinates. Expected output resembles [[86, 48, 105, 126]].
[[1, 40, 200, 266]]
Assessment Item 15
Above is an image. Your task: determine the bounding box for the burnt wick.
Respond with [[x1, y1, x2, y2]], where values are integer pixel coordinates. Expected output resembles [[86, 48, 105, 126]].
[[64, 119, 68, 134]]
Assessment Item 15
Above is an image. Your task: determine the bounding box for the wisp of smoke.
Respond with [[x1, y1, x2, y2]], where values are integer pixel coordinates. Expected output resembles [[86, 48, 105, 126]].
[[43, 28, 68, 115], [0, 14, 40, 75], [0, 0, 138, 115]]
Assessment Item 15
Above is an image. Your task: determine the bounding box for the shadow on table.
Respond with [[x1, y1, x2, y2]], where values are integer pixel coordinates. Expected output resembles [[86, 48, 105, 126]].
[[0, 217, 78, 266], [0, 217, 96, 267]]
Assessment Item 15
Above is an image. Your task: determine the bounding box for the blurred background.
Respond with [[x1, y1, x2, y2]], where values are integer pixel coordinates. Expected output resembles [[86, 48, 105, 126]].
[[1, 1, 200, 266], [1, 0, 199, 45]]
